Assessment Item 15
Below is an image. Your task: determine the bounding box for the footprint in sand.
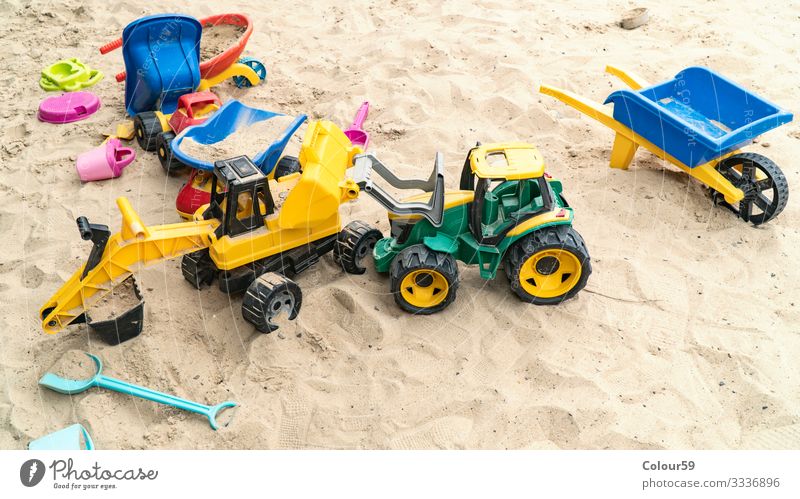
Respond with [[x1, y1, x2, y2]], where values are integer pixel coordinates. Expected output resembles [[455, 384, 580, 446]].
[[311, 287, 385, 348], [21, 265, 45, 289], [389, 416, 473, 449], [532, 406, 582, 449], [277, 395, 312, 449]]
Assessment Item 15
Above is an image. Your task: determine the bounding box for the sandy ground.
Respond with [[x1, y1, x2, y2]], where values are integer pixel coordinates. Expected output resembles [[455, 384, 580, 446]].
[[1, 0, 799, 450]]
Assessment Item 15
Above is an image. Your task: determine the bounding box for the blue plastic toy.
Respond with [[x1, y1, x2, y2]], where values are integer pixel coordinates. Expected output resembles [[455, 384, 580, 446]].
[[171, 99, 307, 173], [29, 424, 94, 450], [540, 65, 793, 225], [39, 353, 236, 431], [121, 14, 202, 116], [233, 57, 267, 88], [603, 66, 793, 168]]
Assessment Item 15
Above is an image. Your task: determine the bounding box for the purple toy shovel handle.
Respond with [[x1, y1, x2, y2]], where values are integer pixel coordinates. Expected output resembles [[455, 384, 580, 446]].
[[344, 101, 370, 149]]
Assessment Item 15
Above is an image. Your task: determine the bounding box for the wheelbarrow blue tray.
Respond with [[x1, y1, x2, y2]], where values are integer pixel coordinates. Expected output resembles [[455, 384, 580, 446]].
[[122, 13, 202, 116], [171, 99, 307, 174], [604, 66, 793, 167], [29, 424, 94, 450]]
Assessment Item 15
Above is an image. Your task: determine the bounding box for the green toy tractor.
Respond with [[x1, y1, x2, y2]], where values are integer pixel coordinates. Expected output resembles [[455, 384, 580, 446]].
[[343, 142, 591, 314]]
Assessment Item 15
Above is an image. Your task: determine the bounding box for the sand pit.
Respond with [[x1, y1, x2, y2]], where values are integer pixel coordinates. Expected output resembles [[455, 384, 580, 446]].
[[181, 115, 296, 163], [3, 0, 799, 451]]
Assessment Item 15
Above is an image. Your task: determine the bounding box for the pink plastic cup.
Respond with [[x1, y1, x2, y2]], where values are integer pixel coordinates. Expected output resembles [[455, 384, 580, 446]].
[[76, 138, 135, 182]]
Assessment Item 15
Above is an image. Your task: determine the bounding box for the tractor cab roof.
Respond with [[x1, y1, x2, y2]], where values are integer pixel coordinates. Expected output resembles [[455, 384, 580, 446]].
[[214, 155, 266, 188], [469, 143, 545, 180]]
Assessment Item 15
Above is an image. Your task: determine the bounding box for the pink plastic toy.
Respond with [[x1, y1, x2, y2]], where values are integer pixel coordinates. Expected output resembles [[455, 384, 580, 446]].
[[343, 101, 370, 148], [76, 138, 135, 182], [38, 91, 101, 124]]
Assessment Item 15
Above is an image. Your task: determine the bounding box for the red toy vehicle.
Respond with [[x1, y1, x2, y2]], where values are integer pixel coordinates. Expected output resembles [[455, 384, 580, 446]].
[[176, 169, 215, 219], [156, 91, 222, 173], [175, 157, 300, 219]]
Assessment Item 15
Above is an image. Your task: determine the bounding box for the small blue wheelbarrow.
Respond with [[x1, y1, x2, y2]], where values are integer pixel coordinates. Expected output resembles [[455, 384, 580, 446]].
[[541, 66, 793, 225]]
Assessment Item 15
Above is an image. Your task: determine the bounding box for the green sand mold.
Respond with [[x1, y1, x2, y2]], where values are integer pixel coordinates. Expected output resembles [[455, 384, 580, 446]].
[[40, 58, 103, 92]]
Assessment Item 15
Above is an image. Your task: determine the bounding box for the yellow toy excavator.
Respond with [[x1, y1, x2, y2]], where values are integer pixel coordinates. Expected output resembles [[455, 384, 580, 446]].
[[40, 121, 382, 344]]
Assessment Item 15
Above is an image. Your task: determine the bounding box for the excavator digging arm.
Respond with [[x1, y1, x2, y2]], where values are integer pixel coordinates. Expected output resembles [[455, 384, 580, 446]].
[[40, 197, 219, 334]]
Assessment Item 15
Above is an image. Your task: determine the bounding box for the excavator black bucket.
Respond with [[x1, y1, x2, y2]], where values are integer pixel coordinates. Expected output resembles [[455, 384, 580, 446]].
[[85, 276, 144, 345]]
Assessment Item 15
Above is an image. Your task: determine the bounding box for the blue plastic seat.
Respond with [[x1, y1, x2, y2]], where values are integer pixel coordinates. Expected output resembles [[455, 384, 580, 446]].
[[122, 14, 201, 116]]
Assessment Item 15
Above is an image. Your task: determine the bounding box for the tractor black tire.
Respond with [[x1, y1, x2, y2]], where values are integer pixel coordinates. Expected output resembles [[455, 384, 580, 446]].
[[713, 152, 789, 226], [157, 131, 185, 174], [133, 112, 164, 152], [182, 250, 217, 289], [241, 272, 302, 333], [274, 155, 301, 179], [334, 221, 382, 275], [505, 225, 591, 305], [389, 244, 459, 315]]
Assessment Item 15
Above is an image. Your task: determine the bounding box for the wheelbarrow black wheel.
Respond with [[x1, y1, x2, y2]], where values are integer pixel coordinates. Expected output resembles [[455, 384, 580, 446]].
[[133, 112, 164, 152], [714, 153, 789, 225], [505, 225, 591, 305], [274, 155, 301, 179], [241, 272, 302, 333], [156, 131, 185, 175], [389, 245, 458, 314], [334, 221, 382, 274], [182, 250, 217, 289]]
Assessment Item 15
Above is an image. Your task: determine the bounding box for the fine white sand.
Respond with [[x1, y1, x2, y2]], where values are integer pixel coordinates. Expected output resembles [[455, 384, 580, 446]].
[[1, 0, 799, 449]]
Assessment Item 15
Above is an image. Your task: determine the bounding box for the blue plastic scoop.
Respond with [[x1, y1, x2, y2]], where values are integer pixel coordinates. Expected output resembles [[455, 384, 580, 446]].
[[39, 353, 236, 431]]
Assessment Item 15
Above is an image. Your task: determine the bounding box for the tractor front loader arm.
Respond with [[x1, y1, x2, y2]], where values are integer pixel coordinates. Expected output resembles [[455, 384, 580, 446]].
[[352, 152, 445, 227], [40, 197, 219, 334]]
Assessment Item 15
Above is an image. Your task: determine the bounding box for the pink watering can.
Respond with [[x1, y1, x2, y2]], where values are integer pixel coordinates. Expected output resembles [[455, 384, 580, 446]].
[[76, 138, 135, 182], [343, 101, 370, 149]]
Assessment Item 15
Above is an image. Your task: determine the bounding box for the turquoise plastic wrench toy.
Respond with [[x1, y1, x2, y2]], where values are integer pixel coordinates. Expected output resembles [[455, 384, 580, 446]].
[[39, 353, 237, 430]]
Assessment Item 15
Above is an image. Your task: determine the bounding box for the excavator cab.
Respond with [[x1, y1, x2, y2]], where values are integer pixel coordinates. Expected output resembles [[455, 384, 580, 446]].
[[202, 156, 274, 238]]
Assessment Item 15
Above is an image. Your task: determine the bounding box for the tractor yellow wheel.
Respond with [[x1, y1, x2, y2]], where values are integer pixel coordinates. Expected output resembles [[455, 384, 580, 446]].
[[505, 225, 591, 305], [390, 245, 459, 314], [400, 269, 450, 308], [518, 248, 582, 298]]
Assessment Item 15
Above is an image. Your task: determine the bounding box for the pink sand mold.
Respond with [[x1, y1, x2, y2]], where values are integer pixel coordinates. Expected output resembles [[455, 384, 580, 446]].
[[76, 138, 135, 182], [38, 91, 101, 124]]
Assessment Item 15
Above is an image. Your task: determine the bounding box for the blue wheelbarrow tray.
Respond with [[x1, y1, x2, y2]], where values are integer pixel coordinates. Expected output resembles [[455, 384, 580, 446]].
[[604, 66, 793, 168], [171, 99, 307, 174], [122, 13, 202, 116]]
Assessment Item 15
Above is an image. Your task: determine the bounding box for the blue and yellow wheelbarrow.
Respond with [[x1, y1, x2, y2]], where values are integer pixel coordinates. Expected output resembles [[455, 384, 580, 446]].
[[540, 66, 793, 225]]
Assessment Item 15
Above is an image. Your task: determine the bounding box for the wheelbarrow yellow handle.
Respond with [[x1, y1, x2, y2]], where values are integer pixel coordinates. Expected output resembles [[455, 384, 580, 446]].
[[539, 84, 616, 125], [604, 65, 650, 90]]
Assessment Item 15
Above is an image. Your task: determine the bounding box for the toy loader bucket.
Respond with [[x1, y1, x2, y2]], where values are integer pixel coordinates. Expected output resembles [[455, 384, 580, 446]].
[[351, 152, 446, 227], [278, 121, 362, 229]]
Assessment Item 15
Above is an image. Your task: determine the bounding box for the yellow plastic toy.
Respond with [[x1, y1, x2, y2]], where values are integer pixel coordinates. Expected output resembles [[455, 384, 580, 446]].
[[540, 65, 791, 225], [352, 142, 591, 314], [39, 121, 380, 342]]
